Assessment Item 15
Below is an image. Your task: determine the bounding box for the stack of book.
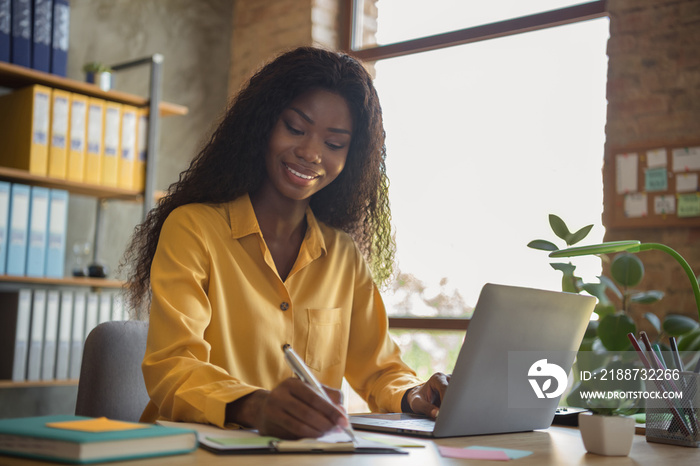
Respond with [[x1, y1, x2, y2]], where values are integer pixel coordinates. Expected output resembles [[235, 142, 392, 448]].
[[0, 0, 70, 76], [0, 85, 148, 191], [0, 415, 197, 464], [0, 288, 128, 382]]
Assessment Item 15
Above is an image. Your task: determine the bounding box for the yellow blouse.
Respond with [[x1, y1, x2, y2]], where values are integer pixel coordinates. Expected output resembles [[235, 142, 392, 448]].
[[140, 194, 422, 427]]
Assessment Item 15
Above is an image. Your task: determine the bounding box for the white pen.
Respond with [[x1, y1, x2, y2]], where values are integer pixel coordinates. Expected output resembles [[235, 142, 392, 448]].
[[282, 344, 358, 445]]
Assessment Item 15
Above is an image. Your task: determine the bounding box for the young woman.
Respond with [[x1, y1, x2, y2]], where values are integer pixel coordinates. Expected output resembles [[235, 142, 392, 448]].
[[122, 46, 449, 440]]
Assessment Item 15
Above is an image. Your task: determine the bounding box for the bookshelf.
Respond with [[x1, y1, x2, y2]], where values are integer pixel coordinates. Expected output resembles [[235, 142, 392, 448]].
[[0, 166, 141, 201], [0, 275, 123, 289], [0, 59, 186, 399], [0, 61, 187, 117]]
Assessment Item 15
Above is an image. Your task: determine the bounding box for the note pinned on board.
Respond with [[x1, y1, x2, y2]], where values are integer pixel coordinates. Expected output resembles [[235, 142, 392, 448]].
[[46, 417, 150, 432], [677, 194, 700, 218], [645, 167, 668, 192], [624, 193, 648, 218], [654, 195, 676, 215], [676, 173, 699, 193], [616, 153, 638, 194], [646, 148, 667, 168], [671, 147, 700, 172]]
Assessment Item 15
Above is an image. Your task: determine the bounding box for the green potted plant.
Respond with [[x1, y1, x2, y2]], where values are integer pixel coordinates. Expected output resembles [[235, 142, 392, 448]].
[[528, 215, 700, 376], [83, 62, 113, 91]]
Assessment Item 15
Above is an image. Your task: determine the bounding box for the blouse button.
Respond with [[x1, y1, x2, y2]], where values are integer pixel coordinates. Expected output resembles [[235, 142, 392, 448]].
[[280, 302, 289, 311]]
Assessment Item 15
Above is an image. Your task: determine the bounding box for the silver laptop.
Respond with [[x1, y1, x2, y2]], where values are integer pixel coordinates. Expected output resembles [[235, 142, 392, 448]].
[[350, 283, 595, 438]]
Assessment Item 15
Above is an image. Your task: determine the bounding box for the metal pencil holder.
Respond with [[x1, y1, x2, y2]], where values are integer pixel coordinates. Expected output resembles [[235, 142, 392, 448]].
[[645, 371, 700, 448]]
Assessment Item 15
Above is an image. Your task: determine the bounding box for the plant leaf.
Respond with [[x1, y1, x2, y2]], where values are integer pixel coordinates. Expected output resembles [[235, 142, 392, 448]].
[[582, 282, 611, 306], [644, 312, 661, 333], [663, 314, 700, 336], [594, 303, 616, 317], [548, 214, 571, 243], [598, 275, 622, 300], [629, 290, 664, 304], [551, 262, 576, 275], [610, 253, 644, 287], [527, 240, 559, 251], [568, 224, 594, 246], [678, 328, 700, 352], [597, 313, 636, 351]]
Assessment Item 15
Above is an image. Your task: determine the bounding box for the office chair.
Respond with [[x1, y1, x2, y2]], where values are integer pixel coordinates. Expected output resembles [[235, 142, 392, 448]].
[[75, 320, 150, 423]]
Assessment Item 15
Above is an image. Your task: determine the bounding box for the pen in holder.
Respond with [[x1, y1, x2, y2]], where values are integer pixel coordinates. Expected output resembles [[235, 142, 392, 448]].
[[645, 371, 700, 448]]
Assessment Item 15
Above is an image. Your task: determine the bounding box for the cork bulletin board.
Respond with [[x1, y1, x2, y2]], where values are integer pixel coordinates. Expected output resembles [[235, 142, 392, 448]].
[[603, 140, 700, 229]]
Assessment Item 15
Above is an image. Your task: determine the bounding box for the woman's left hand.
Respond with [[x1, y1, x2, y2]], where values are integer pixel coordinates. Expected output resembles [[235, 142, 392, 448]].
[[405, 372, 451, 419]]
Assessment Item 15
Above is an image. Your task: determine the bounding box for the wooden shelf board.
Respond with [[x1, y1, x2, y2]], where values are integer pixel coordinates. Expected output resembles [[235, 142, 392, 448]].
[[0, 61, 188, 117], [0, 275, 124, 289], [0, 380, 78, 389], [0, 166, 143, 200]]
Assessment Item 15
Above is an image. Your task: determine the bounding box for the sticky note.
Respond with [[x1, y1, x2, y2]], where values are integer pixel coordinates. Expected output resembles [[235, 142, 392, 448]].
[[466, 446, 534, 459], [645, 167, 668, 192], [46, 417, 150, 432], [616, 153, 638, 194], [438, 445, 509, 460], [678, 194, 700, 218]]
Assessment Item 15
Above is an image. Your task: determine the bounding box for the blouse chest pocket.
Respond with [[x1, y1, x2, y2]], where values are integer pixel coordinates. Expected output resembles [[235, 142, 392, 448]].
[[305, 308, 343, 372]]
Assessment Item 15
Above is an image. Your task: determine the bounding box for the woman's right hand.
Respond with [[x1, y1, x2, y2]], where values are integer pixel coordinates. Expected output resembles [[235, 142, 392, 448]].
[[226, 378, 349, 439]]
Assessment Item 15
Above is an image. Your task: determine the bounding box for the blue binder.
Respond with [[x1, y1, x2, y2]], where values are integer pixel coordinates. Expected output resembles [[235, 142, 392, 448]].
[[30, 0, 51, 72], [10, 0, 30, 67], [25, 186, 49, 277], [0, 181, 10, 275], [45, 189, 68, 278], [6, 183, 30, 276], [0, 0, 10, 62], [49, 0, 67, 76]]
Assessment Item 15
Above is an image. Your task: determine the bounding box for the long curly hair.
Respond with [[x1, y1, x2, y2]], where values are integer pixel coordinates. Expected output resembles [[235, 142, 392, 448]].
[[121, 46, 395, 318]]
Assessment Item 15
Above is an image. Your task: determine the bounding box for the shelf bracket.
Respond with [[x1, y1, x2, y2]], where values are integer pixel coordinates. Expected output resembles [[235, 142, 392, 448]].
[[109, 54, 164, 220]]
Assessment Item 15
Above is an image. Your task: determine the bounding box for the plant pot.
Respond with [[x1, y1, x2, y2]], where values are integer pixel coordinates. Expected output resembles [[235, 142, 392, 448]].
[[85, 71, 112, 91], [578, 412, 635, 456]]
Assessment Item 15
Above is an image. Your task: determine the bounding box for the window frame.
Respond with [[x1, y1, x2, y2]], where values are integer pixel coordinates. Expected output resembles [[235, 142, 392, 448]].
[[340, 0, 609, 331]]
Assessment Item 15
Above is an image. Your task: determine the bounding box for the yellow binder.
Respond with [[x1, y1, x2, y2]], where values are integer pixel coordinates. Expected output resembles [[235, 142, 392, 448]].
[[117, 105, 138, 190], [48, 88, 71, 179], [67, 93, 88, 182], [0, 85, 51, 175], [84, 98, 105, 185], [101, 101, 122, 187], [134, 108, 148, 192]]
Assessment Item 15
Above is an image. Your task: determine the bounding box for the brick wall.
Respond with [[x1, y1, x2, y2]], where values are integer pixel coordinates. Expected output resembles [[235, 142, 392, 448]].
[[604, 0, 700, 325], [228, 0, 347, 96]]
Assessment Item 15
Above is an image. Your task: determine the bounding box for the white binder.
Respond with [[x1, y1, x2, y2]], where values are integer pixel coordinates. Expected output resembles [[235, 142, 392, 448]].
[[41, 289, 60, 380]]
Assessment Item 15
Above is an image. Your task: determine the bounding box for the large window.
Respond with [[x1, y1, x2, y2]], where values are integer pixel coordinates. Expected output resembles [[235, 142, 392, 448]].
[[377, 17, 610, 316], [342, 1, 609, 412]]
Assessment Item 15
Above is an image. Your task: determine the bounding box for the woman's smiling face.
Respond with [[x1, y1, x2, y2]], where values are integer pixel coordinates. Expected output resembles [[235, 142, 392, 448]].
[[263, 88, 353, 203]]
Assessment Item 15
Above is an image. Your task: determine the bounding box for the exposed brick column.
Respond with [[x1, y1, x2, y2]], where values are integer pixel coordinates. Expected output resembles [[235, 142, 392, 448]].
[[604, 0, 700, 324], [227, 0, 347, 96]]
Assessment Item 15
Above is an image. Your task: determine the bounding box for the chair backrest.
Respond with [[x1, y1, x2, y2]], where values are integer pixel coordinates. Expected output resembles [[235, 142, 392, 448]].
[[75, 320, 150, 423]]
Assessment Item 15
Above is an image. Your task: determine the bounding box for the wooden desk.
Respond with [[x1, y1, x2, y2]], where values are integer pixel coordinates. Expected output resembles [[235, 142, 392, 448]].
[[0, 427, 697, 465]]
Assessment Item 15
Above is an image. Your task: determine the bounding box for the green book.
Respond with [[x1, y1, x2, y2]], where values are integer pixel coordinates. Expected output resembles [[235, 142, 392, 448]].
[[0, 415, 198, 464]]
